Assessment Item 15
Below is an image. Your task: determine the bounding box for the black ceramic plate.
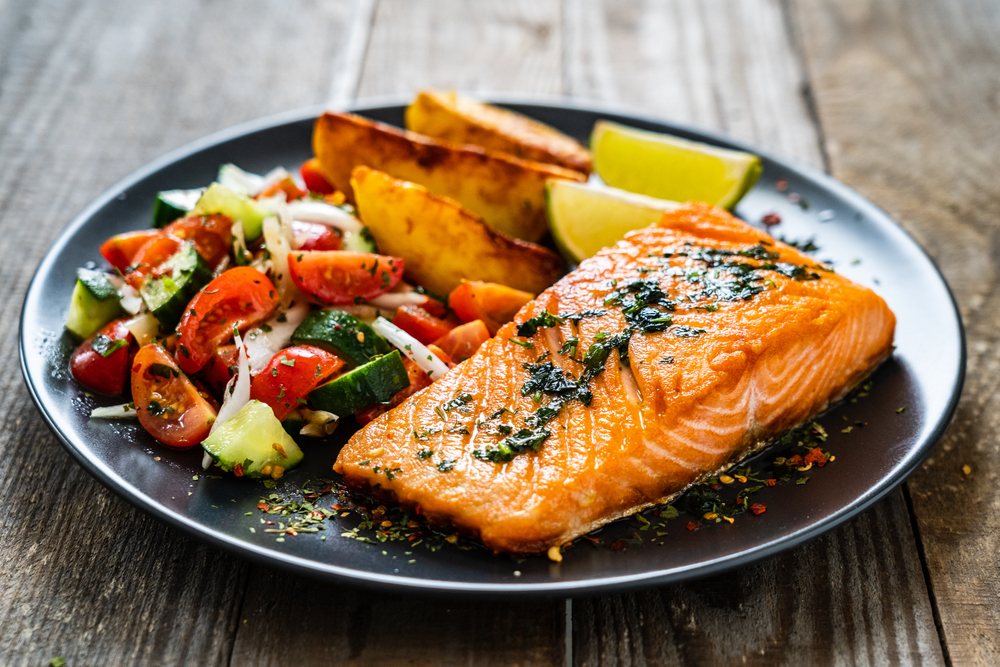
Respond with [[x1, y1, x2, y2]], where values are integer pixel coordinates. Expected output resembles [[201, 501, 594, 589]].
[[20, 98, 964, 597]]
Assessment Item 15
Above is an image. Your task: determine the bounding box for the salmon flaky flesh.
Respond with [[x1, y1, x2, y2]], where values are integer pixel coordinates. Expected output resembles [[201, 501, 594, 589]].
[[334, 202, 896, 553]]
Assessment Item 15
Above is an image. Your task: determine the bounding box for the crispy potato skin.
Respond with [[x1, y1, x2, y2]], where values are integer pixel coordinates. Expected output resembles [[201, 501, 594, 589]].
[[313, 111, 586, 243], [350, 166, 564, 296], [406, 91, 593, 175]]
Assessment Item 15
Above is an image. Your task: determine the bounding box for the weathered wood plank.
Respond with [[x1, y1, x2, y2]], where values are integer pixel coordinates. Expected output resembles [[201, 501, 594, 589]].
[[0, 1, 360, 664], [231, 568, 565, 666], [791, 0, 1000, 663], [565, 1, 943, 664], [357, 0, 564, 98]]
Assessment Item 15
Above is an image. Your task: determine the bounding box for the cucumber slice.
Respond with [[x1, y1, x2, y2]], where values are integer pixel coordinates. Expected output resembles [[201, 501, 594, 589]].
[[290, 310, 390, 367], [139, 243, 214, 330], [191, 183, 268, 242], [307, 351, 409, 417], [65, 269, 124, 339], [153, 188, 204, 228], [341, 226, 378, 253], [201, 400, 304, 478]]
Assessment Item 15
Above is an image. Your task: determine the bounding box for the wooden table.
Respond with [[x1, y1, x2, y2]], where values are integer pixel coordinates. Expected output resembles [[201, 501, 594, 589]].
[[2, 0, 996, 664]]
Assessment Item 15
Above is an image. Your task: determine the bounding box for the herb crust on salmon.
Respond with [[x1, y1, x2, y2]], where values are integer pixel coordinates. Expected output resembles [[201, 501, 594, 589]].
[[333, 202, 896, 554]]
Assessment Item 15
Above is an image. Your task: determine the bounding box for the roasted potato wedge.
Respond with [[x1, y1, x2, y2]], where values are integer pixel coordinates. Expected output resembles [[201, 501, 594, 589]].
[[313, 111, 586, 243], [350, 166, 564, 296], [406, 91, 593, 175]]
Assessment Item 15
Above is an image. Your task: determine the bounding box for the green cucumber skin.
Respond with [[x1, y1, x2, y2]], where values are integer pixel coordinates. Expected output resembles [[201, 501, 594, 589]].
[[139, 243, 214, 330], [342, 226, 378, 253], [65, 274, 124, 340], [291, 310, 390, 367], [308, 351, 409, 417], [153, 189, 203, 228]]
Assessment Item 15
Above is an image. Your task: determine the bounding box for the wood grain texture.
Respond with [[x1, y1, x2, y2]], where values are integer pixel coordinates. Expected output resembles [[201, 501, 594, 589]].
[[231, 568, 565, 666], [791, 0, 1000, 663], [0, 0, 358, 664], [565, 1, 944, 664], [358, 0, 564, 98]]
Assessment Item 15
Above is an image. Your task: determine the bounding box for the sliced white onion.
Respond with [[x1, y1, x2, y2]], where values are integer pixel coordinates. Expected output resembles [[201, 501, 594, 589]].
[[232, 221, 248, 263], [218, 164, 264, 196], [124, 312, 160, 347], [211, 329, 251, 435], [262, 215, 300, 307], [106, 275, 144, 315], [288, 200, 362, 234], [260, 166, 292, 192], [367, 291, 428, 310], [90, 403, 137, 419], [370, 316, 450, 380], [244, 301, 310, 373]]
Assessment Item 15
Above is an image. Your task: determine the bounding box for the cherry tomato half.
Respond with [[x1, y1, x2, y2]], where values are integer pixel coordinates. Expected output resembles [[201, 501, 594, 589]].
[[448, 281, 533, 335], [124, 234, 183, 288], [250, 345, 346, 420], [393, 304, 454, 344], [300, 158, 335, 194], [433, 319, 491, 363], [176, 267, 280, 374], [259, 176, 307, 202], [163, 213, 233, 268], [100, 230, 162, 274], [198, 344, 238, 399], [292, 220, 342, 251], [132, 344, 217, 449], [287, 251, 403, 304], [69, 318, 136, 395]]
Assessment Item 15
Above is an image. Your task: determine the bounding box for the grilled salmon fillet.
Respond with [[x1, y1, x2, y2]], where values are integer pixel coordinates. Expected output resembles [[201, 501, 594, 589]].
[[334, 202, 896, 553]]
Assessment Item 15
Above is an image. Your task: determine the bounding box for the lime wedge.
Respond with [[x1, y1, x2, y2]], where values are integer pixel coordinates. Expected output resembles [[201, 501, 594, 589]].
[[545, 179, 679, 262], [590, 120, 761, 209]]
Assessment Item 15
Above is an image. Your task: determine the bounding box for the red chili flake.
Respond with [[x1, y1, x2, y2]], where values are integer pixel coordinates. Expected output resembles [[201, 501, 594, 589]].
[[331, 504, 343, 511], [736, 497, 744, 505], [265, 520, 274, 525], [766, 479, 776, 487], [234, 463, 244, 477], [256, 502, 269, 512], [609, 539, 628, 551], [582, 536, 601, 544], [710, 484, 721, 490], [286, 529, 297, 536], [407, 534, 418, 541], [804, 447, 828, 467], [785, 454, 804, 467], [686, 521, 701, 531], [311, 511, 325, 519], [762, 213, 782, 226], [776, 179, 789, 191], [750, 503, 767, 515]]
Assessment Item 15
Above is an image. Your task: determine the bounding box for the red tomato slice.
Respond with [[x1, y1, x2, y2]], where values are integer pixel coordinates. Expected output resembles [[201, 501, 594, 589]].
[[259, 176, 307, 202], [124, 234, 183, 288], [69, 319, 136, 395], [433, 319, 491, 363], [198, 344, 238, 399], [250, 345, 346, 421], [448, 281, 534, 335], [292, 220, 342, 251], [163, 213, 233, 268], [132, 344, 218, 449], [393, 304, 454, 344], [176, 267, 280, 374], [287, 251, 404, 304], [100, 230, 162, 274], [300, 158, 335, 194], [356, 357, 432, 426]]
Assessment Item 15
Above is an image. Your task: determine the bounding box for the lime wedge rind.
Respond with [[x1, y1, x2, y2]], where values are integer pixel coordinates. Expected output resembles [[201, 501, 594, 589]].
[[590, 120, 762, 209]]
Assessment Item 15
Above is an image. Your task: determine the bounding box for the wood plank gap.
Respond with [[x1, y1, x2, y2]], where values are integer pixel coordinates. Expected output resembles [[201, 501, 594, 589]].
[[901, 483, 954, 667], [565, 598, 574, 667], [326, 0, 379, 108], [224, 565, 253, 667], [777, 0, 832, 173]]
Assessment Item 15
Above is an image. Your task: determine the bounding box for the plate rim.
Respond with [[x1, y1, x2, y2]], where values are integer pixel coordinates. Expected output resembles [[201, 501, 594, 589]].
[[19, 95, 967, 597]]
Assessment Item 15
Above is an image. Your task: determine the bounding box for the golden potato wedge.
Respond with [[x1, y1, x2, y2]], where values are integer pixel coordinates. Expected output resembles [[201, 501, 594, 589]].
[[350, 166, 564, 296], [406, 91, 593, 175], [312, 111, 586, 243]]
